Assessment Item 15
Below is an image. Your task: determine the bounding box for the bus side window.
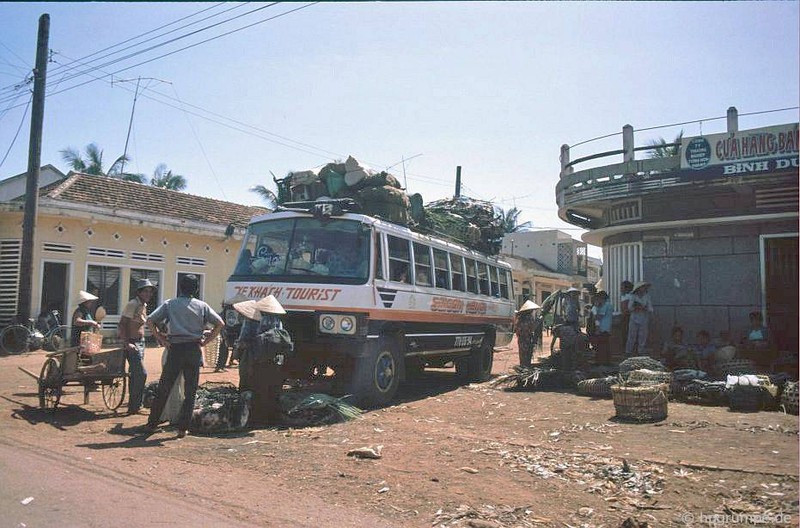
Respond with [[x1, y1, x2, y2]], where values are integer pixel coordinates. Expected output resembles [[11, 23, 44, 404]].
[[478, 262, 490, 295], [433, 248, 449, 289], [375, 232, 384, 280], [413, 243, 432, 287], [499, 269, 510, 299], [388, 235, 411, 283], [451, 254, 465, 291], [466, 259, 478, 293], [489, 265, 500, 297]]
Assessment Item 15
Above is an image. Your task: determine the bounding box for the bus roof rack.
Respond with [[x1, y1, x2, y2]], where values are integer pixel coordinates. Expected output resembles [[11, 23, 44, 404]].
[[276, 198, 363, 218]]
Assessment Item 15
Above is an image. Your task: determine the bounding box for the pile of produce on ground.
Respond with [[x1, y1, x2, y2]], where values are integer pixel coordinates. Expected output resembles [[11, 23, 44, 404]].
[[272, 156, 507, 255], [278, 391, 362, 426]]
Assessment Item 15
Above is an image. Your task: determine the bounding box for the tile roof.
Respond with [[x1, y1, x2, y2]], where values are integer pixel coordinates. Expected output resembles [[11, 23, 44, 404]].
[[38, 172, 268, 228]]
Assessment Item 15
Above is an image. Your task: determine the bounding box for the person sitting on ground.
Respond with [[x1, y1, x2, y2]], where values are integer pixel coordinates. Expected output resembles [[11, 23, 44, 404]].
[[661, 326, 691, 370], [740, 311, 772, 368], [691, 330, 716, 372]]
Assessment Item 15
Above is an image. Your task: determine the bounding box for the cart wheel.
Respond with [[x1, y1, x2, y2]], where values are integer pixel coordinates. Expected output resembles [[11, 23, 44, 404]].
[[46, 325, 70, 351], [1, 324, 30, 355], [38, 358, 62, 411], [102, 376, 127, 411]]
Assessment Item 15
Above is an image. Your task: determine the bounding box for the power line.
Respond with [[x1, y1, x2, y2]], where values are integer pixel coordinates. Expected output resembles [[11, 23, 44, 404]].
[[40, 3, 279, 90], [0, 93, 32, 169], [0, 3, 317, 108], [46, 2, 237, 77]]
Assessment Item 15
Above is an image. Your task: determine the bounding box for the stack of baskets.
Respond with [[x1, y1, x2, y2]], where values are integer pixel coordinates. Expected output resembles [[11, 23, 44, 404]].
[[611, 382, 669, 422], [626, 369, 674, 395], [577, 376, 617, 398], [781, 381, 799, 415]]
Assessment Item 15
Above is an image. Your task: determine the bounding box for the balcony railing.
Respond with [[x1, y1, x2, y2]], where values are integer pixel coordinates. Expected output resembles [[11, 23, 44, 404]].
[[557, 106, 743, 209]]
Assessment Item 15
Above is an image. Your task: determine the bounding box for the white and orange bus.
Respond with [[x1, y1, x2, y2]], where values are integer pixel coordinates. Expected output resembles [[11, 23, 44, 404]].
[[225, 200, 515, 406]]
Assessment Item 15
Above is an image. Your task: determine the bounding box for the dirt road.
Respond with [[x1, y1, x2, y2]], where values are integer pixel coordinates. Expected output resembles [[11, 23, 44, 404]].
[[1, 342, 797, 527]]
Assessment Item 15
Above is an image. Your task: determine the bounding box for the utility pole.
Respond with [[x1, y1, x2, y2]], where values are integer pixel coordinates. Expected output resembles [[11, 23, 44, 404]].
[[455, 166, 462, 198], [17, 13, 50, 322]]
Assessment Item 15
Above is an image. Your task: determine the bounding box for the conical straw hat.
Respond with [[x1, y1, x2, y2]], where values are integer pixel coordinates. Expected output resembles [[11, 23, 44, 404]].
[[76, 290, 98, 304], [233, 300, 261, 321], [516, 299, 540, 313], [633, 281, 651, 293], [253, 294, 286, 315]]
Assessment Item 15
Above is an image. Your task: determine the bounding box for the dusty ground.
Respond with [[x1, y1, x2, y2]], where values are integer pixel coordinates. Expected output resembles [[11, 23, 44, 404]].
[[1, 338, 798, 528]]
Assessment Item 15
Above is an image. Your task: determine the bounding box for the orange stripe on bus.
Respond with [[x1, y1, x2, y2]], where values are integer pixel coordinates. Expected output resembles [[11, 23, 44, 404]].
[[282, 305, 513, 324]]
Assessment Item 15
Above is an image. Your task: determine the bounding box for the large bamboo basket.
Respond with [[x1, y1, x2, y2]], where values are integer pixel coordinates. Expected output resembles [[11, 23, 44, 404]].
[[611, 382, 668, 422]]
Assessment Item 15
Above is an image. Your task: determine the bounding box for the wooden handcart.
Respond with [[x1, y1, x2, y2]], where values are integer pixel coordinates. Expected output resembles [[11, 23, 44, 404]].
[[22, 346, 127, 412]]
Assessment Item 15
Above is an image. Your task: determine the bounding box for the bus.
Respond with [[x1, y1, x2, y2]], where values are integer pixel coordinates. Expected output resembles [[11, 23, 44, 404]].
[[225, 200, 515, 406]]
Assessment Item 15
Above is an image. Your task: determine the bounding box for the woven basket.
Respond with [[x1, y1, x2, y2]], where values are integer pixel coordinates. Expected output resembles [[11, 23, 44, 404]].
[[627, 369, 673, 392], [202, 335, 221, 367], [618, 356, 665, 374], [611, 383, 668, 422], [781, 381, 799, 415], [577, 376, 616, 398]]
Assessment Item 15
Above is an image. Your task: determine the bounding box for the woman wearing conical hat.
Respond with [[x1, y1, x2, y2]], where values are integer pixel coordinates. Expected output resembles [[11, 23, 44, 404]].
[[515, 299, 540, 368], [71, 290, 101, 347], [233, 295, 290, 426]]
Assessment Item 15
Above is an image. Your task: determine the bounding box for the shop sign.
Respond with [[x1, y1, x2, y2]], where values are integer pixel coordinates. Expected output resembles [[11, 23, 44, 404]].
[[681, 123, 799, 170]]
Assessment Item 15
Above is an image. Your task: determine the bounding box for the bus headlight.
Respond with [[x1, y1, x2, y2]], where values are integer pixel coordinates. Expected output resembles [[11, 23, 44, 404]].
[[321, 316, 336, 332], [319, 314, 357, 335], [340, 316, 354, 333]]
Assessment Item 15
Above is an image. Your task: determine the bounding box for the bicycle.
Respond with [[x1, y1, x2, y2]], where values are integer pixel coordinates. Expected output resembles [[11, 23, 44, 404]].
[[0, 311, 69, 355]]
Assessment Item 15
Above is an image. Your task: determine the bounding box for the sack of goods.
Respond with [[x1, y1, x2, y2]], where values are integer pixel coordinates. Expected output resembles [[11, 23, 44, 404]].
[[679, 379, 729, 406]]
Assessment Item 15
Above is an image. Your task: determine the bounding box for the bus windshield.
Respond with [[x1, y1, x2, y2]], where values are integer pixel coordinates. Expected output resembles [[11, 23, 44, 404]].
[[231, 217, 371, 284]]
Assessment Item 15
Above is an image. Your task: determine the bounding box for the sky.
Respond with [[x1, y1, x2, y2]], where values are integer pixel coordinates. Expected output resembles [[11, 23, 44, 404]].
[[1, 2, 798, 259]]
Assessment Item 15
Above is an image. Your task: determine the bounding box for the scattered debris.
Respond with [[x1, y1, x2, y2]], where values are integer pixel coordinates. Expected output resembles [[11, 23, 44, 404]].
[[20, 497, 34, 505], [459, 467, 479, 474], [347, 446, 383, 460], [431, 504, 543, 527]]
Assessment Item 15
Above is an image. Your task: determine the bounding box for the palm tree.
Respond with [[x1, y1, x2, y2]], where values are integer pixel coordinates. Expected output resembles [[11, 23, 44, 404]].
[[647, 131, 684, 159], [499, 206, 532, 234], [250, 184, 277, 209], [150, 163, 187, 191], [60, 143, 132, 177]]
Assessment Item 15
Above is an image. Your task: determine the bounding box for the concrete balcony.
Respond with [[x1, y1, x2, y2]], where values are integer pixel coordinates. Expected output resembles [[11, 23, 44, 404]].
[[556, 107, 799, 231]]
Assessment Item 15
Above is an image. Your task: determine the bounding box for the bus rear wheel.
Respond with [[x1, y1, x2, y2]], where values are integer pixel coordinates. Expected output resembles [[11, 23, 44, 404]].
[[456, 333, 494, 383], [349, 337, 401, 408]]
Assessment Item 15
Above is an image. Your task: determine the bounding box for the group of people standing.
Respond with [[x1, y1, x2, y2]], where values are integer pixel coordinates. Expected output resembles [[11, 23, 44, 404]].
[[71, 273, 291, 437], [513, 279, 655, 370]]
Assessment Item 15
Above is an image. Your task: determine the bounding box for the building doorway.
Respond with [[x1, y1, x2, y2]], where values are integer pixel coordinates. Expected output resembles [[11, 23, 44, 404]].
[[763, 235, 799, 353], [40, 262, 69, 321]]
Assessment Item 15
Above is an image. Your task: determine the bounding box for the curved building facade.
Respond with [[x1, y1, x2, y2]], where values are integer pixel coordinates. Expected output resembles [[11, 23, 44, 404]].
[[556, 107, 798, 352]]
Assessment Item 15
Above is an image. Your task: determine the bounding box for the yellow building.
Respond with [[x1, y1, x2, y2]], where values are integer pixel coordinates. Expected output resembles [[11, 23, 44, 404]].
[[0, 171, 266, 336]]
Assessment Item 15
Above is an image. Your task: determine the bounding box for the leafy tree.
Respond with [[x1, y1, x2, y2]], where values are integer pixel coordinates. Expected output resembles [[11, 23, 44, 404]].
[[647, 131, 684, 159], [59, 143, 130, 176], [499, 206, 532, 234], [250, 184, 277, 209], [149, 163, 187, 191]]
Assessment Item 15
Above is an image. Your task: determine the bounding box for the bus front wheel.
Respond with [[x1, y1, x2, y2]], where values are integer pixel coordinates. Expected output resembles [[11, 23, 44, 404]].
[[349, 337, 401, 408], [456, 333, 494, 383]]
